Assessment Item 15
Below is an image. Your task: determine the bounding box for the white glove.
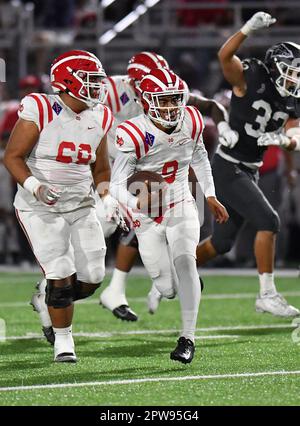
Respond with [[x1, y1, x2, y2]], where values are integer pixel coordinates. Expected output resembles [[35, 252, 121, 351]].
[[102, 194, 129, 232], [257, 132, 291, 148], [241, 12, 276, 35], [35, 185, 62, 206], [217, 121, 239, 149]]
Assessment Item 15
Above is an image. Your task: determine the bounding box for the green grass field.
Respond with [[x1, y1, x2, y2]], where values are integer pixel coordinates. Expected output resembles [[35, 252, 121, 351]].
[[0, 271, 300, 406]]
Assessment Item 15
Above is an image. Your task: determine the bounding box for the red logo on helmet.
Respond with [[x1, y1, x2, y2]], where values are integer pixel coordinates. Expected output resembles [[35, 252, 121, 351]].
[[50, 50, 107, 106]]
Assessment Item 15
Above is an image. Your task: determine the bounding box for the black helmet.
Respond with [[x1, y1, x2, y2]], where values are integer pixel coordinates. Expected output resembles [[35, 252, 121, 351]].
[[264, 41, 300, 98]]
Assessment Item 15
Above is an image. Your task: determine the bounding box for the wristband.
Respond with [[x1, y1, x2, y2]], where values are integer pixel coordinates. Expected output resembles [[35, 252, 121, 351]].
[[240, 23, 252, 36], [23, 176, 41, 195]]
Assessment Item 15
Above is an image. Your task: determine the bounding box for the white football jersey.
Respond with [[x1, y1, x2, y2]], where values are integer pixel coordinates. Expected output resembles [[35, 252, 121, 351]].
[[111, 106, 215, 207], [103, 75, 142, 162], [14, 93, 113, 212]]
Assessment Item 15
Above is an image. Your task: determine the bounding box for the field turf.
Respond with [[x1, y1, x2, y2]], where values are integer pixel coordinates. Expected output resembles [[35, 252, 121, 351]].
[[0, 271, 300, 406]]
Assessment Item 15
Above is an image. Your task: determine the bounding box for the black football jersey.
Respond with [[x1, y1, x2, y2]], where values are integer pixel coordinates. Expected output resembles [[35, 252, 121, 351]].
[[221, 58, 300, 163]]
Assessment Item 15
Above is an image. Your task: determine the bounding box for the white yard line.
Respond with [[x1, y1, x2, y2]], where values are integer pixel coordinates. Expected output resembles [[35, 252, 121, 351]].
[[1, 370, 300, 392], [2, 323, 296, 341], [3, 333, 241, 341], [0, 266, 299, 277], [1, 291, 300, 308]]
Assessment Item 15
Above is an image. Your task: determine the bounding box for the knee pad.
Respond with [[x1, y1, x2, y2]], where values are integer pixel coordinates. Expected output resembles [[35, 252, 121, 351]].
[[211, 236, 234, 255], [45, 255, 75, 280], [73, 281, 101, 301], [77, 260, 105, 284], [46, 281, 73, 308], [171, 238, 198, 260], [153, 274, 175, 299]]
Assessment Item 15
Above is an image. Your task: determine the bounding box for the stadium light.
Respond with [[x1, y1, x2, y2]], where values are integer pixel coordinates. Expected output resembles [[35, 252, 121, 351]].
[[101, 0, 117, 8], [99, 0, 160, 45]]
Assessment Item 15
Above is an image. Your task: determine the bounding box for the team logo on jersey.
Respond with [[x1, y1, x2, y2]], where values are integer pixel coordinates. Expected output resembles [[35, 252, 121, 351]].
[[52, 102, 62, 115], [120, 92, 130, 105], [145, 132, 155, 147], [168, 137, 174, 144], [116, 136, 124, 146], [133, 220, 141, 228]]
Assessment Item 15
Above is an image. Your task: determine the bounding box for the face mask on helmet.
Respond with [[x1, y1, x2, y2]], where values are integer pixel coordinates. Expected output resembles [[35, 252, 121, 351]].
[[72, 69, 107, 106], [274, 61, 300, 97], [265, 42, 300, 98], [143, 91, 186, 128], [50, 50, 107, 108]]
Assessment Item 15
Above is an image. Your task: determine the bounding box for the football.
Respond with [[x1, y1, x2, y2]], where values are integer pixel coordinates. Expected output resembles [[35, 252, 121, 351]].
[[127, 170, 165, 195], [127, 171, 166, 216]]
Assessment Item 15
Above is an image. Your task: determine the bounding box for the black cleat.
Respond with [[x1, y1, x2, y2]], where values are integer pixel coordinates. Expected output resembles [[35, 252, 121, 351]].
[[42, 326, 55, 345], [112, 305, 138, 322], [170, 337, 195, 364], [199, 277, 204, 292], [54, 352, 77, 363]]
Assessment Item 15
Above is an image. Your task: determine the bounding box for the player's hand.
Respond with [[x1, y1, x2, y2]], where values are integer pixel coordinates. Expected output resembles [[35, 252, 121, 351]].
[[257, 132, 291, 148], [241, 12, 276, 35], [207, 196, 229, 224], [102, 193, 129, 232], [34, 185, 62, 206], [217, 121, 239, 149], [137, 180, 167, 214]]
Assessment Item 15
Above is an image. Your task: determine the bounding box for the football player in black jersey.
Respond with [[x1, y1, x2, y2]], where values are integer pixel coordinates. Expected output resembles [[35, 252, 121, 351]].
[[196, 11, 300, 317]]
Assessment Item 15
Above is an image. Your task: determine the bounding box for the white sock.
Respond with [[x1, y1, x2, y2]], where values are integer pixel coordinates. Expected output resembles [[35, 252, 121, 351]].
[[259, 273, 277, 297], [53, 325, 72, 336], [174, 255, 201, 343], [108, 268, 128, 294], [53, 326, 74, 352]]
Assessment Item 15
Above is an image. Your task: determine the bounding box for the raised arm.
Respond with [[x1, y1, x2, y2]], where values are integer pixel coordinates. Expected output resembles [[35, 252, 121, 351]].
[[218, 12, 276, 95]]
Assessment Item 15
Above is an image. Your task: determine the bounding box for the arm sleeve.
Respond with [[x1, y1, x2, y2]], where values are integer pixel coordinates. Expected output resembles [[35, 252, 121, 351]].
[[110, 150, 139, 209], [190, 140, 216, 198], [18, 95, 41, 131], [109, 125, 140, 209]]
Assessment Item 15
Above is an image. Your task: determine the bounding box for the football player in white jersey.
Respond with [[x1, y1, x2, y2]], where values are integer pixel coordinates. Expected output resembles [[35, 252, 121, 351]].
[[110, 68, 228, 363], [98, 52, 237, 322], [4, 50, 115, 363]]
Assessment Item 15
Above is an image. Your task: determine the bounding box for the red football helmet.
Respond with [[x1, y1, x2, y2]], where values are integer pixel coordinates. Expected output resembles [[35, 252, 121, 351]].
[[50, 50, 107, 107], [140, 68, 188, 128], [127, 51, 169, 93]]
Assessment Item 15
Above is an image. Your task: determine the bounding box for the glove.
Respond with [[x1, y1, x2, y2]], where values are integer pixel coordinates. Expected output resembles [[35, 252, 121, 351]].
[[34, 185, 62, 206], [257, 132, 291, 148], [241, 12, 276, 35], [217, 121, 239, 149], [102, 194, 129, 232]]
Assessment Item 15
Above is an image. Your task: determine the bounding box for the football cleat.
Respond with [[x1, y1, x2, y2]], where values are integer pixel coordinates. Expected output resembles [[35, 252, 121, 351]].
[[170, 337, 195, 364], [30, 280, 55, 345], [147, 285, 162, 314], [112, 305, 138, 322], [255, 293, 300, 318], [54, 334, 77, 363], [42, 326, 55, 346], [100, 286, 138, 321]]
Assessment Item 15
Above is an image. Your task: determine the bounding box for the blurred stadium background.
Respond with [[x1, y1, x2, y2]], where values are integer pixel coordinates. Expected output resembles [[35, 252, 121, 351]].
[[1, 0, 300, 269]]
